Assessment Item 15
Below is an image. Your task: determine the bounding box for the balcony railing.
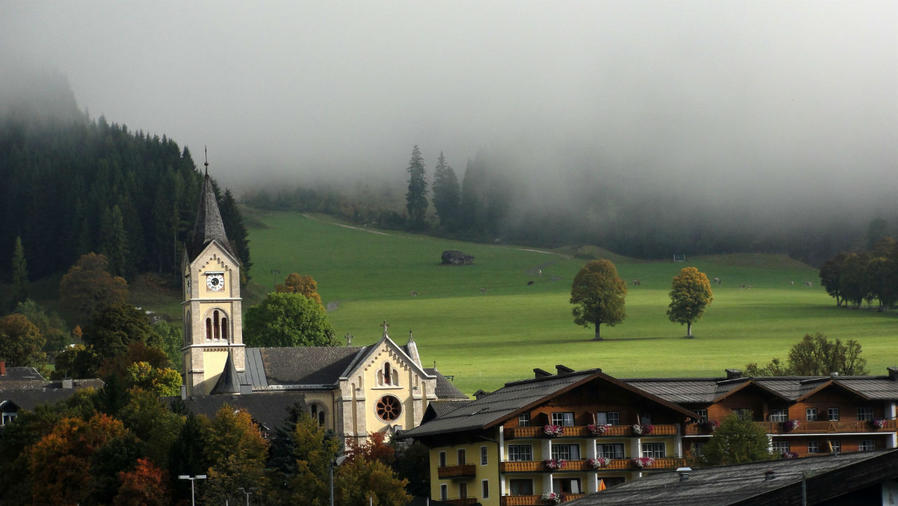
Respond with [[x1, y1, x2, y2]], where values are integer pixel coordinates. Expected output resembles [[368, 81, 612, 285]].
[[437, 464, 476, 479], [446, 499, 478, 506], [686, 419, 897, 436], [500, 457, 685, 473], [504, 424, 679, 439], [500, 495, 584, 506]]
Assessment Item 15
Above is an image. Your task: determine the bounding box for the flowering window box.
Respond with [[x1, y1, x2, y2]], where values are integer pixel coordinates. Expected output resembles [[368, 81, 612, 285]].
[[872, 419, 886, 430], [587, 423, 611, 436], [543, 424, 563, 438], [632, 424, 653, 435], [541, 492, 562, 505], [782, 419, 799, 432], [700, 420, 720, 433], [586, 457, 609, 469], [632, 457, 655, 469], [544, 458, 565, 471]]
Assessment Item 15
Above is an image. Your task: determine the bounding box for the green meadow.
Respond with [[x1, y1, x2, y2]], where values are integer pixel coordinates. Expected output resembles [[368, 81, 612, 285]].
[[245, 210, 898, 394]]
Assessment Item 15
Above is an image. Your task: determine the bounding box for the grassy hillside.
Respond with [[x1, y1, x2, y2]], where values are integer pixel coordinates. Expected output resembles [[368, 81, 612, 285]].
[[242, 210, 898, 394]]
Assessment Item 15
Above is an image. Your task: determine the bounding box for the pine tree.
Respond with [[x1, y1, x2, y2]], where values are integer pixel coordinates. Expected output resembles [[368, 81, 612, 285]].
[[10, 236, 28, 307], [405, 145, 428, 229], [101, 206, 129, 278], [218, 189, 252, 282], [431, 152, 460, 230]]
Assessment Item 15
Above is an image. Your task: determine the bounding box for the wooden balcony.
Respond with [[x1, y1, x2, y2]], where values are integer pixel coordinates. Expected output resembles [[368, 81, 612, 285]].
[[437, 464, 476, 479], [446, 499, 478, 506], [504, 424, 679, 439], [500, 494, 586, 505], [500, 457, 685, 473], [685, 419, 897, 436]]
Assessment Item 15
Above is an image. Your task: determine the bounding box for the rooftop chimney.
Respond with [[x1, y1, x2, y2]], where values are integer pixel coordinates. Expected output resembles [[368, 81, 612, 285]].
[[62, 379, 73, 389], [764, 470, 776, 481], [726, 369, 742, 380], [0, 360, 5, 377], [888, 367, 898, 381], [676, 467, 692, 482], [473, 389, 487, 399], [556, 365, 574, 375], [534, 368, 552, 378]]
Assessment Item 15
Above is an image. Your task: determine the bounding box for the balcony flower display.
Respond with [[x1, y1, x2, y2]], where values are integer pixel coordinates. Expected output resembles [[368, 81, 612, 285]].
[[544, 458, 565, 471], [699, 420, 720, 432], [586, 457, 610, 469], [782, 451, 799, 459], [587, 423, 611, 435], [782, 419, 799, 432], [543, 424, 563, 438], [872, 419, 886, 429], [632, 457, 655, 469], [632, 423, 653, 435], [541, 491, 562, 505]]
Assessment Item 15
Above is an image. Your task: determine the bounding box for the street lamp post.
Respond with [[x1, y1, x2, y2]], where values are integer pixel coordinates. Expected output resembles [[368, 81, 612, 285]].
[[178, 474, 207, 506], [238, 486, 257, 506], [330, 454, 347, 506]]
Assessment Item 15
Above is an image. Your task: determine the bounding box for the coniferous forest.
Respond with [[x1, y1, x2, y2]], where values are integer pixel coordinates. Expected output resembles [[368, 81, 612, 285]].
[[0, 86, 250, 283]]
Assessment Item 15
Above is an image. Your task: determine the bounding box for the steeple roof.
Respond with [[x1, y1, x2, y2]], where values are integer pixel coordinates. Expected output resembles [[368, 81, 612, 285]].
[[187, 173, 235, 261], [211, 350, 241, 395]]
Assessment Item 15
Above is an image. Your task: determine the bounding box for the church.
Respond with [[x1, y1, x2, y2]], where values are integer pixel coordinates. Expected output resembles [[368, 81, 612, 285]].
[[180, 166, 467, 441]]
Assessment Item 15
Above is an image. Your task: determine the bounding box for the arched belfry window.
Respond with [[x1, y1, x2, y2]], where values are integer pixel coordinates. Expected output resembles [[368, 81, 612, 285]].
[[213, 311, 220, 340], [205, 318, 212, 340], [384, 363, 392, 385], [205, 309, 229, 341], [221, 317, 228, 342]]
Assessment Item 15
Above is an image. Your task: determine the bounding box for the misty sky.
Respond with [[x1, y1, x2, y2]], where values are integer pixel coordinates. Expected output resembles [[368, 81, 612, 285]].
[[2, 1, 896, 204]]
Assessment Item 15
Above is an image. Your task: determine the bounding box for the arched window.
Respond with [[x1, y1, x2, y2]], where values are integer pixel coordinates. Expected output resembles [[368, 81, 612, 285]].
[[205, 318, 212, 340], [392, 369, 399, 386], [376, 370, 384, 386], [384, 363, 392, 385], [221, 317, 229, 342], [310, 404, 326, 426], [318, 411, 325, 426], [213, 311, 220, 340]]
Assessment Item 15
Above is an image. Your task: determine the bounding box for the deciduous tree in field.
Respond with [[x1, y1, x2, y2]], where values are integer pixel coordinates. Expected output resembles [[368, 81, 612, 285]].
[[276, 272, 324, 307], [570, 259, 627, 340], [667, 266, 714, 338], [0, 313, 45, 366], [245, 292, 336, 347], [405, 145, 428, 229], [701, 414, 772, 466], [59, 253, 128, 324], [745, 333, 867, 376]]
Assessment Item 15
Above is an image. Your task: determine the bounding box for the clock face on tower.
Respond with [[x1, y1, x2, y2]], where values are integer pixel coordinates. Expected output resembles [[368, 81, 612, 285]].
[[206, 273, 225, 292]]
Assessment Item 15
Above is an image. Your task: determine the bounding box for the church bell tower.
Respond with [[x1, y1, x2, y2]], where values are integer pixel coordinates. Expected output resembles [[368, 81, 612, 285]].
[[182, 153, 245, 396]]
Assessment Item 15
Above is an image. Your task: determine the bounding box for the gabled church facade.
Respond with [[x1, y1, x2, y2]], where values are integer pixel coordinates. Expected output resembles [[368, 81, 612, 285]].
[[180, 164, 466, 440]]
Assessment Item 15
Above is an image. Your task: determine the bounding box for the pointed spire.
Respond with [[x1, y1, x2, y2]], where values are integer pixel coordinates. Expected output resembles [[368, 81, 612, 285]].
[[211, 349, 240, 395], [186, 150, 235, 260], [382, 320, 389, 339], [406, 329, 422, 369]]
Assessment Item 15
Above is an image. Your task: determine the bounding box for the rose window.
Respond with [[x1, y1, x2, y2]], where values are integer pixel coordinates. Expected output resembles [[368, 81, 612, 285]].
[[376, 395, 402, 421]]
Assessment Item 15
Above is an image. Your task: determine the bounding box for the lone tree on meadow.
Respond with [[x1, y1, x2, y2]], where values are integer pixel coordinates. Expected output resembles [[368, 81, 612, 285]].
[[405, 145, 428, 229], [667, 266, 714, 338], [745, 333, 867, 376], [245, 292, 336, 347], [570, 259, 627, 341]]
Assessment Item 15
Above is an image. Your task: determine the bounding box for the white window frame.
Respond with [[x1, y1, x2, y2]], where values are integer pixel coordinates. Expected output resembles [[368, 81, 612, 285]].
[[509, 479, 533, 496], [508, 444, 532, 462], [771, 440, 790, 454], [769, 409, 788, 422], [830, 440, 841, 454], [480, 446, 488, 466], [518, 413, 531, 427], [598, 443, 625, 459], [694, 409, 708, 422], [827, 407, 840, 421], [808, 440, 820, 454], [481, 479, 489, 499], [551, 443, 581, 461], [860, 440, 875, 452], [857, 407, 873, 422], [596, 411, 621, 425], [552, 412, 575, 426], [642, 442, 666, 458], [806, 408, 818, 421]]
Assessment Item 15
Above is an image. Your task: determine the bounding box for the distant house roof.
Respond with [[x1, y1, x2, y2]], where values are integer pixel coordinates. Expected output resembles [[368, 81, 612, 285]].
[[0, 377, 104, 411], [402, 368, 695, 439], [625, 370, 898, 404], [180, 391, 311, 433], [0, 367, 46, 382], [424, 368, 468, 400], [568, 449, 898, 505]]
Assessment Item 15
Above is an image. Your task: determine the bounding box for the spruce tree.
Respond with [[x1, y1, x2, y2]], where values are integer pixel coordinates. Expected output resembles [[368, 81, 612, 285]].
[[219, 189, 252, 282], [405, 145, 428, 229], [10, 236, 28, 307], [431, 152, 460, 230]]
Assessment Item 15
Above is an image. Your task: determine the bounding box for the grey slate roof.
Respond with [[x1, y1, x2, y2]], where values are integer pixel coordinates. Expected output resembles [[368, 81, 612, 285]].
[[425, 368, 469, 400], [402, 369, 696, 439], [0, 367, 45, 382], [180, 391, 311, 432], [625, 372, 898, 404], [568, 449, 898, 505], [253, 346, 363, 387], [0, 378, 104, 410], [186, 174, 234, 260]]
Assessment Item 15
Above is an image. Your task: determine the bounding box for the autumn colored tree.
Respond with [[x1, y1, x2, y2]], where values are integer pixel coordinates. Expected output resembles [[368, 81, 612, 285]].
[[667, 266, 714, 338], [114, 458, 170, 506], [0, 313, 46, 366], [345, 431, 395, 466], [335, 458, 411, 506], [84, 304, 162, 362], [283, 411, 341, 506], [276, 272, 324, 307], [202, 406, 269, 505], [14, 298, 69, 352], [570, 259, 627, 340], [59, 253, 128, 324], [245, 292, 336, 347]]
